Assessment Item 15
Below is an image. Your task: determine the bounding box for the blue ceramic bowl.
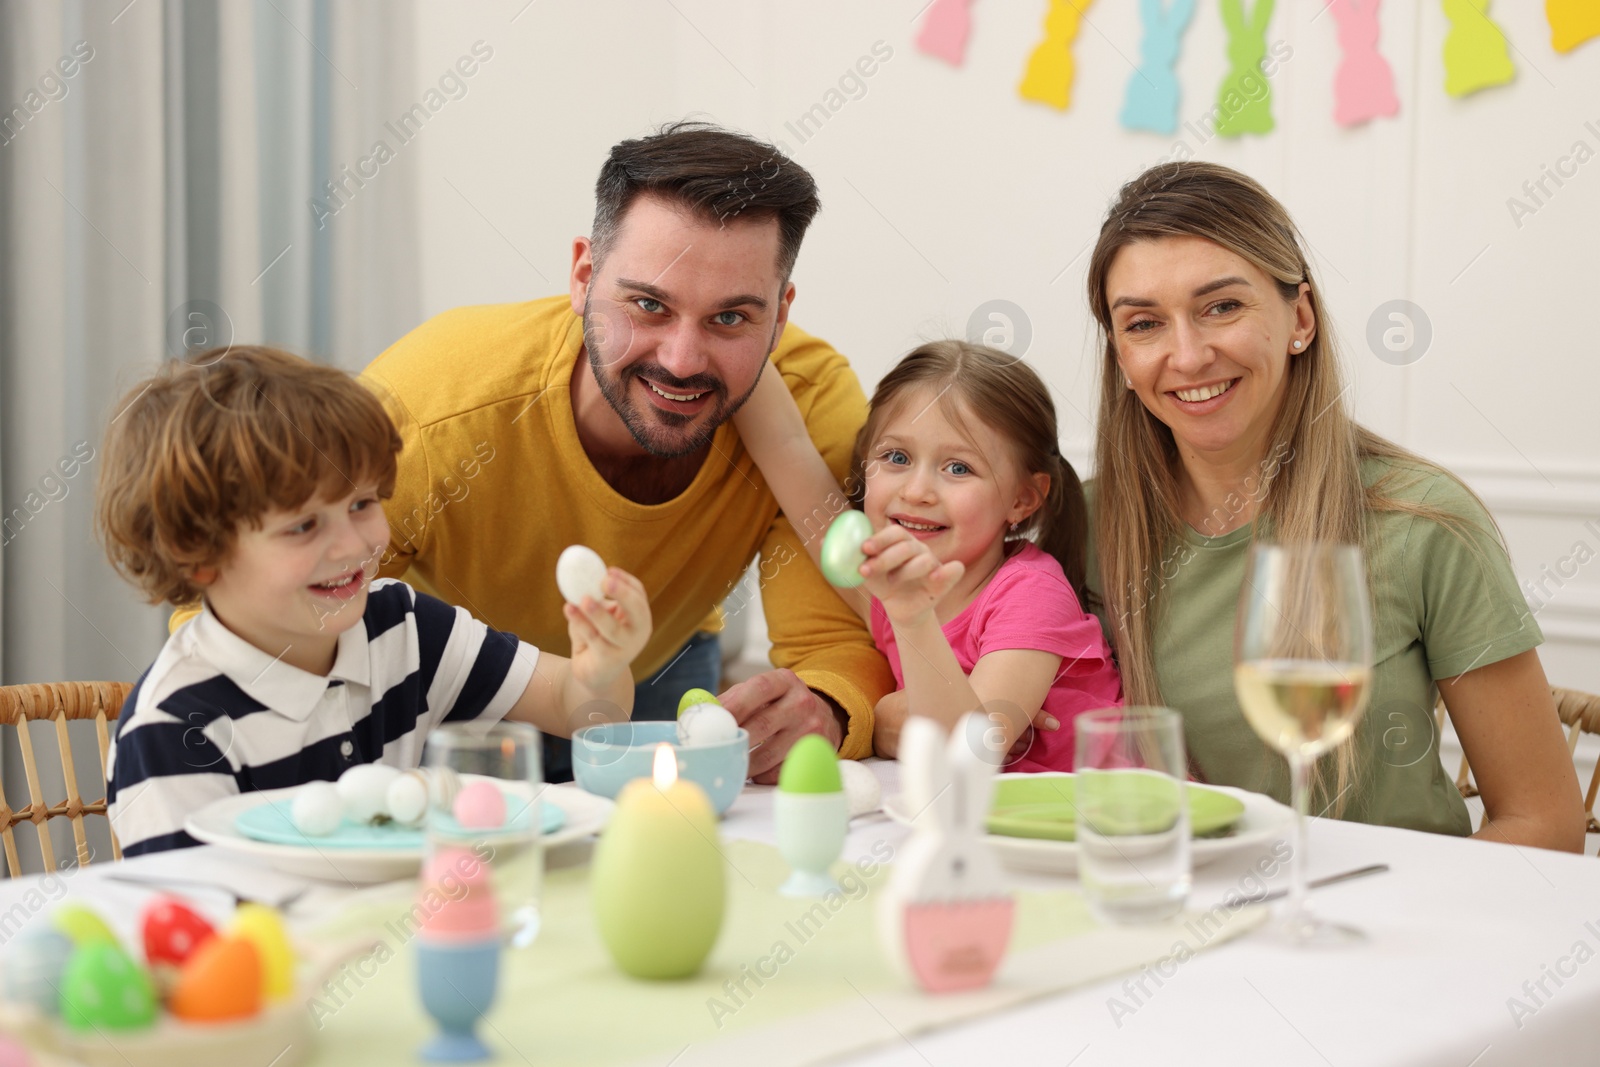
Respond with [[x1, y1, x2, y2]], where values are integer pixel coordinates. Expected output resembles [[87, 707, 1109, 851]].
[[571, 721, 749, 815]]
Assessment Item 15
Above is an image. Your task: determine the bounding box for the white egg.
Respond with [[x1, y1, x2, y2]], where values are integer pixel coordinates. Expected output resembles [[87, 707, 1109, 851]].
[[387, 772, 429, 826], [838, 759, 882, 818], [337, 763, 401, 824], [676, 703, 740, 747], [556, 544, 609, 606], [291, 781, 344, 837]]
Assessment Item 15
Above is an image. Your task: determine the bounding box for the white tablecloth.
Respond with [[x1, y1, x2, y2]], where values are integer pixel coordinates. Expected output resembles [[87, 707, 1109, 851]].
[[5, 761, 1597, 1066]]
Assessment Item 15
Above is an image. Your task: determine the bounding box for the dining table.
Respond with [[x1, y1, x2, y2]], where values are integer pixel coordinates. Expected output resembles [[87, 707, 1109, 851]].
[[3, 758, 1597, 1066]]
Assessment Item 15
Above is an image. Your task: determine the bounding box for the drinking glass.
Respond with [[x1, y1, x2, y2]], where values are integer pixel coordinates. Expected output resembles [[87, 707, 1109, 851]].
[[1234, 542, 1373, 944], [1074, 706, 1191, 924], [422, 721, 545, 948]]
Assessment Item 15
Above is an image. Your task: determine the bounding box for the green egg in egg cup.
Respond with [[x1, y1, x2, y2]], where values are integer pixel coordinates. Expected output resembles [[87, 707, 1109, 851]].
[[773, 735, 850, 897]]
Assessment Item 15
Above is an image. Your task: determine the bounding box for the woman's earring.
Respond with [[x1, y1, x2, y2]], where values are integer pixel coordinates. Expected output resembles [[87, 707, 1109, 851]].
[[1124, 377, 1134, 388], [1291, 339, 1304, 350]]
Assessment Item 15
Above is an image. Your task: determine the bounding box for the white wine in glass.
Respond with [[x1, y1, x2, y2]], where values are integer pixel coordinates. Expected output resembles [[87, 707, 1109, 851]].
[[1234, 659, 1372, 759], [1234, 543, 1373, 945]]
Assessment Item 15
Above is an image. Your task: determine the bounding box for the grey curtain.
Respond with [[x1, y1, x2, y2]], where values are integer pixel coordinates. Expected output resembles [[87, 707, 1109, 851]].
[[0, 0, 420, 874]]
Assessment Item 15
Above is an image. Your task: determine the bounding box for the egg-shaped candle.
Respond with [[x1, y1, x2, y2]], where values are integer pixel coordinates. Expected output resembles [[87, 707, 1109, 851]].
[[774, 735, 849, 897], [591, 744, 725, 979]]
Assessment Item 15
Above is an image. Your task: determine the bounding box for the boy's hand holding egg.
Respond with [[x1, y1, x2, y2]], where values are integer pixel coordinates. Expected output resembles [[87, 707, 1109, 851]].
[[858, 523, 965, 628], [557, 545, 652, 691]]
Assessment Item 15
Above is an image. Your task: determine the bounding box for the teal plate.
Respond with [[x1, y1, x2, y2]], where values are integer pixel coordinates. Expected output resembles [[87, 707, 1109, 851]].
[[235, 787, 562, 849], [987, 773, 1246, 842]]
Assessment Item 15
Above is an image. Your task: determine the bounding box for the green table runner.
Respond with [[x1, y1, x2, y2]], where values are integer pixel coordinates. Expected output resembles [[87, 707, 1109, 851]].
[[306, 840, 1265, 1066]]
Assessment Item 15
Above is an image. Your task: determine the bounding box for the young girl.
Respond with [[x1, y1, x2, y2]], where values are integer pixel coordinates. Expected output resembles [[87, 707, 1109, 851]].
[[734, 339, 1121, 769]]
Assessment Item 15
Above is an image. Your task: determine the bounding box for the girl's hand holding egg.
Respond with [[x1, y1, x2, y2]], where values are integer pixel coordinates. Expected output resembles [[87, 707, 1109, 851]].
[[859, 523, 965, 628], [562, 557, 652, 691]]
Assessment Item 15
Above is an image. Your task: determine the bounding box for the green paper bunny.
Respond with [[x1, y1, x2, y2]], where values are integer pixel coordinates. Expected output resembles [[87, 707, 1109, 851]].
[[1215, 0, 1276, 137]]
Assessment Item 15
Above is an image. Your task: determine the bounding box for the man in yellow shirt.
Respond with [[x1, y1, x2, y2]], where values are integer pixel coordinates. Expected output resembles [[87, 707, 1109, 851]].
[[362, 122, 892, 782]]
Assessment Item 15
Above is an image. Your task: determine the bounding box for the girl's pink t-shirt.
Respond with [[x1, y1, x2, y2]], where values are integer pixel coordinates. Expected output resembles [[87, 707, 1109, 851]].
[[869, 542, 1123, 774]]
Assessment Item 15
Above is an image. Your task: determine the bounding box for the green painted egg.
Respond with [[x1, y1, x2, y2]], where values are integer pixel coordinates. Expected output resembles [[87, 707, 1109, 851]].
[[677, 688, 721, 717], [779, 734, 843, 794], [820, 510, 873, 588]]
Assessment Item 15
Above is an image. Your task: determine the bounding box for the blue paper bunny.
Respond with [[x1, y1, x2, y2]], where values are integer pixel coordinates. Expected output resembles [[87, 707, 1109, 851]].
[[1121, 0, 1197, 135]]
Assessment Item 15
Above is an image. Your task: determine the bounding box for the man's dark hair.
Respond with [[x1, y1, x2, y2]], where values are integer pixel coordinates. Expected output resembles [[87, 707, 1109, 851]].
[[592, 121, 821, 280]]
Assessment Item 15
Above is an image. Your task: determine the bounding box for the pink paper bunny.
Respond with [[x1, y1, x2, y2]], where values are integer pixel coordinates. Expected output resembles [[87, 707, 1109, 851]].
[[1331, 0, 1399, 126]]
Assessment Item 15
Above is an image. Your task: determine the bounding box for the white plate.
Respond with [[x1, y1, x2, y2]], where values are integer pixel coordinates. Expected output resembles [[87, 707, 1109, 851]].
[[186, 783, 613, 885], [883, 775, 1294, 876]]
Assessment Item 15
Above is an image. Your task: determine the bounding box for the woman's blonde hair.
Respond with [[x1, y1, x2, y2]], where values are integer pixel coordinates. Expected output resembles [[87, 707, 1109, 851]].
[[847, 340, 1093, 609], [1086, 162, 1484, 815]]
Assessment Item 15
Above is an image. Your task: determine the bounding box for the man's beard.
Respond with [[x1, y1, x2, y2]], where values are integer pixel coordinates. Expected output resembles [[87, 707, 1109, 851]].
[[583, 296, 768, 458]]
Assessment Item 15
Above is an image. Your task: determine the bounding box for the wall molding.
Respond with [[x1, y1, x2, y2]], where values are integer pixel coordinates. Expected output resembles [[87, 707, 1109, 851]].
[[1444, 458, 1600, 519]]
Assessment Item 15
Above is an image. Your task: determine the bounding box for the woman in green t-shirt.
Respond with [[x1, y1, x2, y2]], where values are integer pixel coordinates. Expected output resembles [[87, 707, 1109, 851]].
[[1083, 162, 1583, 850]]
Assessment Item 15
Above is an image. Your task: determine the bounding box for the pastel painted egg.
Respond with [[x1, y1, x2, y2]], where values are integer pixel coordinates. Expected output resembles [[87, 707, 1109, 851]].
[[820, 510, 873, 588], [386, 771, 429, 826], [337, 763, 401, 824], [676, 703, 740, 747], [778, 734, 843, 794], [291, 780, 343, 836], [231, 904, 295, 1000], [556, 544, 609, 606], [169, 935, 263, 1022], [838, 757, 883, 817], [453, 780, 507, 830], [53, 903, 117, 947], [141, 897, 217, 969], [423, 765, 462, 809], [676, 688, 720, 716], [0, 1035, 33, 1067], [1, 927, 74, 1014], [58, 942, 158, 1032]]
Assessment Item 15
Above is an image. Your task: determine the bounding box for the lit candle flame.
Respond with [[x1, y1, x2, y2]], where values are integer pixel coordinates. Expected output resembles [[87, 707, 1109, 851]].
[[652, 743, 678, 789]]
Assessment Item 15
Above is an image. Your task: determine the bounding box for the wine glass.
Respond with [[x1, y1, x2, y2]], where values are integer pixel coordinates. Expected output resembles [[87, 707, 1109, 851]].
[[1234, 542, 1373, 944]]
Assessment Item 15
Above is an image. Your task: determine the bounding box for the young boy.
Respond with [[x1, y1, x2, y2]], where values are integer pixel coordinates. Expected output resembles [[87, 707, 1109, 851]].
[[97, 346, 651, 855]]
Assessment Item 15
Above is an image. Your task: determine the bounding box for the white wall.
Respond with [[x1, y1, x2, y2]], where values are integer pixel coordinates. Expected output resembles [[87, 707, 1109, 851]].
[[407, 0, 1600, 693]]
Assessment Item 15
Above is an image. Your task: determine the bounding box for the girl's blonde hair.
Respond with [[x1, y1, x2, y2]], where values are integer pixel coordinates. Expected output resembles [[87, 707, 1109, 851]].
[[847, 340, 1093, 609], [1086, 162, 1487, 815]]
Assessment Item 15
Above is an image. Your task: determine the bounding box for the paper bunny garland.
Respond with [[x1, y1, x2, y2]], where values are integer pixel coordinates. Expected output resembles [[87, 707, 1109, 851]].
[[1121, 0, 1197, 135], [1331, 0, 1400, 126]]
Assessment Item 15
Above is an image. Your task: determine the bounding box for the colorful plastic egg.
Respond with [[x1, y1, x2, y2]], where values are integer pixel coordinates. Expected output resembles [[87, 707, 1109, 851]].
[[291, 780, 343, 836], [820, 510, 873, 587], [677, 703, 740, 747], [337, 763, 401, 824], [556, 544, 608, 605], [58, 942, 158, 1032], [453, 781, 507, 830], [231, 904, 295, 1000], [52, 903, 117, 947], [141, 897, 217, 970], [676, 688, 720, 716], [0, 927, 74, 1014], [169, 935, 263, 1022]]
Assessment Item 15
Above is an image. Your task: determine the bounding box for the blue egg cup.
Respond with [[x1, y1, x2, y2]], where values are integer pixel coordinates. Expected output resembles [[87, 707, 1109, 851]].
[[417, 937, 500, 1062], [570, 721, 749, 815]]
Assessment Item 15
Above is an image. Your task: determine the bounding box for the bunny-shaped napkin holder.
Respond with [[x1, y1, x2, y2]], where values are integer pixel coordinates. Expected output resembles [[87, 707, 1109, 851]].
[[879, 713, 1014, 993]]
